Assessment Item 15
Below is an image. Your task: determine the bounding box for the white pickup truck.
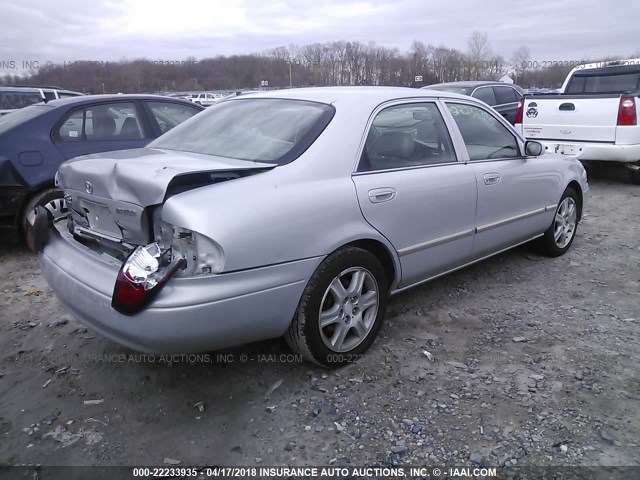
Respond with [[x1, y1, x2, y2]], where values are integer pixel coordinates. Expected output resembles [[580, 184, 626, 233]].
[[515, 59, 640, 183]]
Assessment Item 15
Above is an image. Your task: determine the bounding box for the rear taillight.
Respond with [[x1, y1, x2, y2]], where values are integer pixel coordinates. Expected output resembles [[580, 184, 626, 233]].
[[617, 96, 637, 126], [515, 99, 524, 124], [112, 243, 186, 315]]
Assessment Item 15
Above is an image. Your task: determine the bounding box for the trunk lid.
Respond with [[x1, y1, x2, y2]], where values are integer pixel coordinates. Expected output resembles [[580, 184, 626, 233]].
[[521, 95, 621, 143], [57, 147, 274, 245]]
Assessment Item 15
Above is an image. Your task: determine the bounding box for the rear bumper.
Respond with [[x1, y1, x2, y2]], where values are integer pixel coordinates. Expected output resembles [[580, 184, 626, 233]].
[[538, 141, 640, 163], [39, 225, 322, 353]]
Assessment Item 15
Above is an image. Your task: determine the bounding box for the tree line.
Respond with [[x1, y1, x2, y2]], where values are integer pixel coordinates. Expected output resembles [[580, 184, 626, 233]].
[[2, 32, 636, 93]]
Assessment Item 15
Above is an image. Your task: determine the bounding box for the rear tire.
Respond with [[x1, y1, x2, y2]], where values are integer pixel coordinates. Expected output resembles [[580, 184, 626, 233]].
[[21, 188, 65, 236], [537, 187, 579, 257], [285, 246, 388, 367]]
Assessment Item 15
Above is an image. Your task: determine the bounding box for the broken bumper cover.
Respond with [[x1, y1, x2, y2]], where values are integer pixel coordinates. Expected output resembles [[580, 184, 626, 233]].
[[39, 225, 322, 353], [538, 141, 640, 163]]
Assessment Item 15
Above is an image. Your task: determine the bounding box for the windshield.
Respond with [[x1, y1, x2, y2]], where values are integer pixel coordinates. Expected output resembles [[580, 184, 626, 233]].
[[0, 104, 49, 134], [149, 98, 335, 165]]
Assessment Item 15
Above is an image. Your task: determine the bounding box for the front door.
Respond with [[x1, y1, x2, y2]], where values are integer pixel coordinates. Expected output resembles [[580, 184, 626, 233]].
[[445, 101, 558, 258]]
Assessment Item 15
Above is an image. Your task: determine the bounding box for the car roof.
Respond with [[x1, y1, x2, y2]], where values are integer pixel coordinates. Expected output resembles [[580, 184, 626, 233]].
[[424, 81, 511, 88], [0, 85, 82, 94], [0, 86, 43, 93], [42, 93, 198, 108], [231, 86, 472, 105]]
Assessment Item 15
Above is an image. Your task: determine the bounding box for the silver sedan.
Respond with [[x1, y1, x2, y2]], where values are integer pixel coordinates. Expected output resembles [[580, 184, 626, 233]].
[[30, 87, 589, 366]]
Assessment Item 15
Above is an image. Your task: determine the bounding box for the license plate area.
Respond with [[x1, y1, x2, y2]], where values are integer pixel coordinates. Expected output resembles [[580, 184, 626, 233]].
[[80, 199, 123, 239], [556, 144, 578, 155]]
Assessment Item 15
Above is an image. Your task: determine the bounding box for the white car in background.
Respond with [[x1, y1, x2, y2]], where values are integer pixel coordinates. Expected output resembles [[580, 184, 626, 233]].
[[190, 92, 223, 106]]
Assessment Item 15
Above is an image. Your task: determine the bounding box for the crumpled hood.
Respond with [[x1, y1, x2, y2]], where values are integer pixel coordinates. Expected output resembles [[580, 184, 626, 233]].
[[57, 147, 275, 206]]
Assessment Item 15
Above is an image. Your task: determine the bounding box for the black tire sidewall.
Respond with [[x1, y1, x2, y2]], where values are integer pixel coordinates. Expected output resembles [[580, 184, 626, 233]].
[[300, 248, 388, 366]]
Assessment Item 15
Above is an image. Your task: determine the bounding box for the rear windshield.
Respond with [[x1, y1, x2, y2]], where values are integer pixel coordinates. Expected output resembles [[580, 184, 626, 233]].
[[566, 72, 640, 94], [0, 91, 43, 110], [149, 98, 335, 165], [0, 105, 49, 134]]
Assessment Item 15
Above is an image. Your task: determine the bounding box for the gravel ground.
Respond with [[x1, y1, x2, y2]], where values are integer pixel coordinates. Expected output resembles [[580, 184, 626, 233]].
[[0, 164, 639, 472]]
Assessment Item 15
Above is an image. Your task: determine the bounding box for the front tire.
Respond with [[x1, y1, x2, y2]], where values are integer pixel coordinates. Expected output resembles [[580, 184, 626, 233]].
[[537, 187, 579, 257], [285, 246, 388, 367]]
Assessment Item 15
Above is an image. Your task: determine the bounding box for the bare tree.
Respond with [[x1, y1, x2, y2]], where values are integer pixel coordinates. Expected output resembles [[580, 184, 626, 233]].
[[467, 31, 492, 79], [511, 46, 531, 82]]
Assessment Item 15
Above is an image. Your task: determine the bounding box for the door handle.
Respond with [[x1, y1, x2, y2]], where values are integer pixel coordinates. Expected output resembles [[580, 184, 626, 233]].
[[483, 173, 501, 185], [368, 187, 396, 203]]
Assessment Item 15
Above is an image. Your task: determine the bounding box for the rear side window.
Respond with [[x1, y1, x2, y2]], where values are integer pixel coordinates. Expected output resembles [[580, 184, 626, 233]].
[[472, 87, 496, 106], [358, 102, 456, 172], [493, 86, 518, 105], [57, 102, 146, 142], [149, 98, 335, 165]]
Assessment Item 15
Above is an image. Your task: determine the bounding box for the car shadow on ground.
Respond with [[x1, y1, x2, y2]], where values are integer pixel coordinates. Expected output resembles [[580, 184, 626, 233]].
[[583, 162, 635, 185]]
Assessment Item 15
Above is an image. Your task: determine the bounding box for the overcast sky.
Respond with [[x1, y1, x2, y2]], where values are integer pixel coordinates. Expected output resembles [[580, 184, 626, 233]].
[[1, 0, 638, 75]]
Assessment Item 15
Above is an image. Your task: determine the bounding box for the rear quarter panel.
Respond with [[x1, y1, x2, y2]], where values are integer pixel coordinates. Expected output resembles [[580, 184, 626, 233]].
[[160, 169, 400, 275]]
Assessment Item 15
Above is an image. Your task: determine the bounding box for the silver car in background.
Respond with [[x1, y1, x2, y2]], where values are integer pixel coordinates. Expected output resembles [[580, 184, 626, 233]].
[[29, 87, 589, 367]]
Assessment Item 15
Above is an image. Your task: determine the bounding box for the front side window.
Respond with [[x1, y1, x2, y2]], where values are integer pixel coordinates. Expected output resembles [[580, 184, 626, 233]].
[[57, 102, 145, 142], [149, 98, 335, 165], [147, 101, 200, 134], [447, 103, 520, 161], [358, 102, 456, 172], [472, 87, 496, 106]]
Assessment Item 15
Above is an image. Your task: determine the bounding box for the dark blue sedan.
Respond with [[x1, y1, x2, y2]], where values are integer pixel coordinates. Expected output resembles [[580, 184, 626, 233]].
[[0, 94, 204, 241]]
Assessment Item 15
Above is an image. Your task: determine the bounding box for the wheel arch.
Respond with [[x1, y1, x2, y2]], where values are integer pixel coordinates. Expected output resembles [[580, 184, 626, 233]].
[[338, 238, 400, 290], [567, 180, 583, 220]]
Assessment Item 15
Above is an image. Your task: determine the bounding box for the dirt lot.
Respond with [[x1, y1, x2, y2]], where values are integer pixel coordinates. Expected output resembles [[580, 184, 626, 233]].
[[1, 164, 639, 472]]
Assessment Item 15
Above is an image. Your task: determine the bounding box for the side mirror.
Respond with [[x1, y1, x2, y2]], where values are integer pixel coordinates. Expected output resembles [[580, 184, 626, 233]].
[[524, 140, 543, 157]]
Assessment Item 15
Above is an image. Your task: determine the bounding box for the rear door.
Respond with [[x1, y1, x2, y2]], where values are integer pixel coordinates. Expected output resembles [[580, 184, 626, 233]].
[[352, 100, 477, 288], [53, 100, 152, 160], [444, 101, 558, 258]]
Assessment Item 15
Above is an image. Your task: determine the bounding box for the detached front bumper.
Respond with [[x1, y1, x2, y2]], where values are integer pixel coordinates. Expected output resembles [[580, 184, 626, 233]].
[[39, 224, 321, 353]]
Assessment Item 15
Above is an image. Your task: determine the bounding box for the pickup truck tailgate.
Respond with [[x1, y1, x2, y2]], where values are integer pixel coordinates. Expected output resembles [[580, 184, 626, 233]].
[[521, 96, 620, 143]]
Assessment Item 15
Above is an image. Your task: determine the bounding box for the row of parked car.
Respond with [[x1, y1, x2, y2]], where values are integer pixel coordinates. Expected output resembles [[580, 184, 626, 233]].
[[3, 59, 639, 245]]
